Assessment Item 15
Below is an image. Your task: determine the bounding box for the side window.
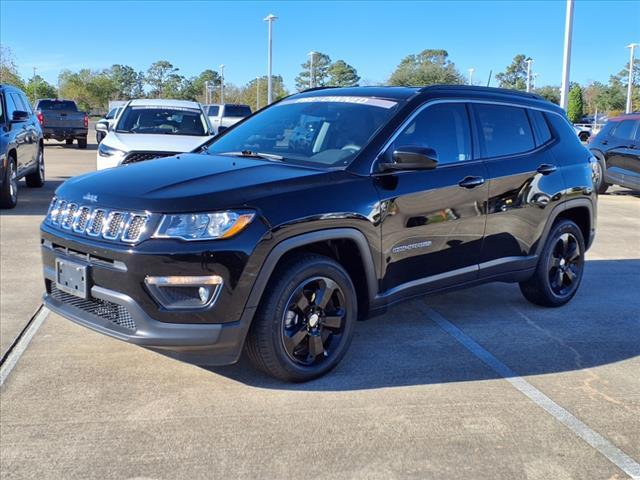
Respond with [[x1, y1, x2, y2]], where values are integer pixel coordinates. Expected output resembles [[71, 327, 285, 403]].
[[5, 92, 17, 119], [19, 94, 33, 114], [634, 124, 640, 142], [395, 103, 472, 165], [0, 94, 4, 124], [612, 120, 638, 141], [474, 104, 535, 158], [528, 109, 552, 145]]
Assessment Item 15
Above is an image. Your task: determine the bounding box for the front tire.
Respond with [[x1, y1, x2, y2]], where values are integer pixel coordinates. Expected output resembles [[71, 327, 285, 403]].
[[0, 157, 18, 209], [245, 254, 357, 382], [25, 147, 45, 188], [519, 219, 585, 307]]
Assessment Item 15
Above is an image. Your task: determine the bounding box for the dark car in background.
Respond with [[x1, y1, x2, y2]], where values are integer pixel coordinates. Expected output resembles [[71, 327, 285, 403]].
[[0, 84, 45, 208], [40, 86, 596, 381], [35, 99, 88, 148], [589, 113, 640, 193]]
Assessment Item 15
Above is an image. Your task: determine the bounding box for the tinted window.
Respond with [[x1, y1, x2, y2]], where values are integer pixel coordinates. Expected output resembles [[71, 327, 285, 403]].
[[19, 94, 33, 114], [10, 93, 26, 112], [116, 106, 207, 136], [207, 96, 399, 168], [634, 124, 640, 142], [206, 105, 219, 116], [224, 105, 252, 117], [395, 103, 472, 164], [0, 94, 4, 124], [105, 108, 117, 119], [529, 109, 552, 145], [475, 104, 535, 157], [612, 120, 638, 140], [37, 100, 78, 111]]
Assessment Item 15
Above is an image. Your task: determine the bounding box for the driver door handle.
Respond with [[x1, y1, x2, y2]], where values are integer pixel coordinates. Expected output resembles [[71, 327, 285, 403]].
[[458, 176, 485, 188], [537, 164, 557, 175]]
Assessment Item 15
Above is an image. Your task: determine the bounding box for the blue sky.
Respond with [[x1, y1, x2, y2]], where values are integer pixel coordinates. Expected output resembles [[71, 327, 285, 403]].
[[1, 0, 638, 91]]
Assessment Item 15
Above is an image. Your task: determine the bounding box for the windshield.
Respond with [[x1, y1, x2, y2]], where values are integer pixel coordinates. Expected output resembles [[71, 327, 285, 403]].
[[206, 105, 219, 116], [116, 105, 208, 136], [207, 96, 399, 168], [224, 105, 252, 117], [37, 100, 77, 111]]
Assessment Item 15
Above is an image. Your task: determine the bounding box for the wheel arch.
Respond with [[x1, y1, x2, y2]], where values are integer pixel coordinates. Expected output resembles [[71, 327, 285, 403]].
[[245, 229, 379, 319], [535, 198, 595, 256]]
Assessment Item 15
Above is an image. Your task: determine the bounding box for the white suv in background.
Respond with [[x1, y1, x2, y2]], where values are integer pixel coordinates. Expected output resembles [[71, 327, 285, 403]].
[[96, 99, 214, 170], [204, 103, 252, 134]]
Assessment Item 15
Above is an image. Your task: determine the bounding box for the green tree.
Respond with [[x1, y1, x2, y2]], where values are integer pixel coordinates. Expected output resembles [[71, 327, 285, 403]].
[[24, 75, 57, 103], [327, 60, 360, 87], [0, 45, 24, 89], [108, 64, 142, 99], [182, 69, 222, 102], [496, 54, 529, 90], [567, 84, 584, 123], [295, 52, 332, 91], [146, 60, 179, 98], [534, 85, 560, 104], [388, 49, 464, 86], [241, 75, 289, 110]]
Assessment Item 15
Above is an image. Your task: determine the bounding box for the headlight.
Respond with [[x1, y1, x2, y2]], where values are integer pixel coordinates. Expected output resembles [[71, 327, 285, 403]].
[[98, 142, 126, 158], [153, 211, 255, 240]]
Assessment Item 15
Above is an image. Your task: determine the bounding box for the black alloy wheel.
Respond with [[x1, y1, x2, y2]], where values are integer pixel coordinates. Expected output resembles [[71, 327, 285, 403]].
[[281, 276, 346, 366], [547, 232, 582, 297]]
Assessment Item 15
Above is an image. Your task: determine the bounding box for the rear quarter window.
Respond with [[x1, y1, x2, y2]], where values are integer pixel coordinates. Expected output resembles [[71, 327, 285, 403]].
[[528, 109, 553, 145], [611, 120, 638, 141], [474, 104, 535, 158]]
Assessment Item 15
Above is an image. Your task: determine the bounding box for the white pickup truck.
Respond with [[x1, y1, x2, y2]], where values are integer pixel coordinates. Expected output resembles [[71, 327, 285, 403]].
[[204, 104, 252, 134]]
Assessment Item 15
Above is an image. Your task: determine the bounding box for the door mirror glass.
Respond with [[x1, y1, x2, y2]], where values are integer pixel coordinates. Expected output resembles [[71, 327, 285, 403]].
[[380, 146, 438, 171], [11, 110, 29, 123]]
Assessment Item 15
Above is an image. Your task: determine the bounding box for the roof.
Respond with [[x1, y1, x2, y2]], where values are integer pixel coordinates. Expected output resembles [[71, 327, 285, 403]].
[[292, 85, 562, 112], [128, 98, 202, 109], [609, 113, 640, 122]]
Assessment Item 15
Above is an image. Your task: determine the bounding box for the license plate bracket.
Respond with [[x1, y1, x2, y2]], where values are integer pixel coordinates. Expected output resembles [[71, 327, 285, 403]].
[[55, 258, 88, 299]]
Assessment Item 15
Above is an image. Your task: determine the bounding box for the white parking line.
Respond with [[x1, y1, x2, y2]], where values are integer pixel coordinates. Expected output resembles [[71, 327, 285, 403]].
[[424, 306, 640, 480], [0, 306, 49, 386]]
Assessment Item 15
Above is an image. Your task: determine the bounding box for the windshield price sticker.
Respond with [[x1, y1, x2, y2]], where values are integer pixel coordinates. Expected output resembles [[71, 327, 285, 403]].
[[279, 96, 398, 109], [130, 105, 200, 112]]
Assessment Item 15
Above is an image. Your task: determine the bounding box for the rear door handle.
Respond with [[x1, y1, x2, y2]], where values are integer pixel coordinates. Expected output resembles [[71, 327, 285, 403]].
[[458, 176, 485, 188], [537, 164, 557, 175]]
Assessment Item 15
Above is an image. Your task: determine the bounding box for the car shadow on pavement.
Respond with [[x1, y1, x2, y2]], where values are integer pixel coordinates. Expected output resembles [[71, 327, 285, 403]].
[[207, 259, 640, 391]]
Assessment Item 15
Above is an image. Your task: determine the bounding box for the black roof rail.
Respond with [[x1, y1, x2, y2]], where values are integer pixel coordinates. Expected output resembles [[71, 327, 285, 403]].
[[418, 84, 547, 101], [299, 86, 343, 93]]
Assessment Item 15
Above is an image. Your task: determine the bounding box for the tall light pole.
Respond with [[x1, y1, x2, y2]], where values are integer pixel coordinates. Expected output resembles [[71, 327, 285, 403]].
[[625, 43, 639, 114], [560, 0, 574, 110], [525, 58, 533, 93], [264, 13, 277, 104], [32, 66, 37, 103], [256, 76, 260, 110], [468, 68, 475, 85], [308, 51, 317, 89], [220, 64, 225, 104]]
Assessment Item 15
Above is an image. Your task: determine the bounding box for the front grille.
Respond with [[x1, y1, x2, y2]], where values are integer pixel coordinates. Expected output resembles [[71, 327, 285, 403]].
[[48, 282, 136, 331], [122, 151, 175, 164], [45, 197, 150, 244]]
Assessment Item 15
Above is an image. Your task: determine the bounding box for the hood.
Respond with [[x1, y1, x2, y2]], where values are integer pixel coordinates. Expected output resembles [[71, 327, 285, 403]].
[[56, 153, 329, 212], [104, 132, 212, 153]]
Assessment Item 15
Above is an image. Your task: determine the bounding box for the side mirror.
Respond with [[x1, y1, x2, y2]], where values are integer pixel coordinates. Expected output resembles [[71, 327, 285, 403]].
[[11, 110, 29, 123], [379, 145, 438, 171], [95, 121, 108, 132]]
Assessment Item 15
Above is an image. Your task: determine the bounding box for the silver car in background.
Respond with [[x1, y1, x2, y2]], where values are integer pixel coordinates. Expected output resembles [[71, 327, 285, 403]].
[[204, 103, 252, 134]]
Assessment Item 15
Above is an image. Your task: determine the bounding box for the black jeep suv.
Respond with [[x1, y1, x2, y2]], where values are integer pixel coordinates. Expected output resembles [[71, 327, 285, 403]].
[[41, 86, 597, 381]]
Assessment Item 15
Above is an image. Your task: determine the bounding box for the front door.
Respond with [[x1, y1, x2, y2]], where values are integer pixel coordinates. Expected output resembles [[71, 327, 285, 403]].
[[375, 102, 488, 296]]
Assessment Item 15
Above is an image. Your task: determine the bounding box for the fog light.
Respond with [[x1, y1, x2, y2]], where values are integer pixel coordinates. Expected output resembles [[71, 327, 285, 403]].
[[198, 286, 210, 303], [144, 275, 223, 310]]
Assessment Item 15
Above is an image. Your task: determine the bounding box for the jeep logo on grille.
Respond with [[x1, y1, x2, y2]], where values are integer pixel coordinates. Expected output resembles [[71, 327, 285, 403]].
[[82, 193, 98, 203]]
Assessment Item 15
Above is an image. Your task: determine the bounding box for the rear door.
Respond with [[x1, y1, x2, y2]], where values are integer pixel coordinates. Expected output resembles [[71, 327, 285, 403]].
[[17, 92, 39, 168], [5, 93, 31, 174], [604, 119, 639, 181], [376, 102, 488, 295], [628, 122, 640, 186], [472, 103, 565, 276]]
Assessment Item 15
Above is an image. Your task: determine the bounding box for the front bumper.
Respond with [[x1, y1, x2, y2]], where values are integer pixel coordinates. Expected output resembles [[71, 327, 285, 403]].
[[40, 221, 267, 365]]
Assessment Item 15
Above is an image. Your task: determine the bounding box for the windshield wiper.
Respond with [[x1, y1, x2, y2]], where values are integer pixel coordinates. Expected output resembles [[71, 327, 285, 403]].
[[217, 150, 284, 161]]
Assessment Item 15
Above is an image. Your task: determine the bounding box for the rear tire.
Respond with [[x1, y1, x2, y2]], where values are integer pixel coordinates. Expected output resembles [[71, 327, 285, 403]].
[[245, 253, 357, 382], [0, 156, 18, 209], [593, 153, 609, 194], [519, 219, 585, 307], [77, 138, 87, 149], [25, 147, 45, 188], [65, 138, 74, 145]]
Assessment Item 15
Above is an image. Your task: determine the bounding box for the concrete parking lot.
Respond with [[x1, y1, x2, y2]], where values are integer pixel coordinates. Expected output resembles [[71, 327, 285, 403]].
[[0, 140, 638, 479]]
